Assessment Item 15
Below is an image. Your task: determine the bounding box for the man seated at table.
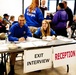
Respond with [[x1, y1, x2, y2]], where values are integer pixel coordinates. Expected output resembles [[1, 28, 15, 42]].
[[8, 15, 32, 75]]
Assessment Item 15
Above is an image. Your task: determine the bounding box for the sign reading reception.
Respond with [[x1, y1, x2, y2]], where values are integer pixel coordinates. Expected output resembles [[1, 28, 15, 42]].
[[53, 44, 76, 67], [24, 48, 52, 73]]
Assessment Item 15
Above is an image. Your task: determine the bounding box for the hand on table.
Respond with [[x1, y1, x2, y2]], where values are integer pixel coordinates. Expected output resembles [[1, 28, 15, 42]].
[[19, 37, 25, 42], [51, 35, 56, 40], [42, 37, 47, 40]]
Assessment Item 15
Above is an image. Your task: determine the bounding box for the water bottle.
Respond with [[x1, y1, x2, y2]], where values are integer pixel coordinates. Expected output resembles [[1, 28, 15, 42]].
[[5, 33, 8, 43]]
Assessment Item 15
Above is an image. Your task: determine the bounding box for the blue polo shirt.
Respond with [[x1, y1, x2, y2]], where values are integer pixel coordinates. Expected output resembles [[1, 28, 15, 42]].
[[34, 27, 56, 38], [8, 23, 32, 41]]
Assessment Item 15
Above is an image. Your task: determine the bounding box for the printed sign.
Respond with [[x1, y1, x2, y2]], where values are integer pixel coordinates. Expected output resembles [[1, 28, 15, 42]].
[[53, 44, 76, 67], [24, 48, 52, 73]]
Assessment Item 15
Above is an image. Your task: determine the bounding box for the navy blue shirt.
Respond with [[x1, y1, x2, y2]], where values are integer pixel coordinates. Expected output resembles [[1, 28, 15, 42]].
[[8, 23, 32, 41], [24, 7, 44, 27], [34, 27, 56, 38]]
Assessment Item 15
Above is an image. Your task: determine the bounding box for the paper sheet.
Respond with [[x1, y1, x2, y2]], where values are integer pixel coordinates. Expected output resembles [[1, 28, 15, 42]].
[[0, 40, 6, 44], [16, 42, 35, 48], [57, 36, 74, 42], [26, 37, 40, 42], [32, 41, 48, 46], [0, 44, 8, 51]]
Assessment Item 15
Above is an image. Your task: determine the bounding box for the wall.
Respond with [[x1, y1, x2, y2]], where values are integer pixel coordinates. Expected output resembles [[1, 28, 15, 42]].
[[0, 0, 22, 20], [0, 0, 48, 20]]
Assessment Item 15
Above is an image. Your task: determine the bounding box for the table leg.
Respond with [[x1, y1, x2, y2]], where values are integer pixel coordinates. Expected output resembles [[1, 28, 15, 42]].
[[49, 61, 69, 75], [4, 53, 7, 75], [67, 64, 69, 73]]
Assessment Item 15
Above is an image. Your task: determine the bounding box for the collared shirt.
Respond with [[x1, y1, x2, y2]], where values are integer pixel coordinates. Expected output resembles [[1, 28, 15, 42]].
[[8, 23, 32, 41], [34, 27, 56, 39]]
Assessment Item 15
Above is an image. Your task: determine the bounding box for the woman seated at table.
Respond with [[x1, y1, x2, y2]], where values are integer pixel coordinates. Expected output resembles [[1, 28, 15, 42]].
[[33, 20, 57, 40]]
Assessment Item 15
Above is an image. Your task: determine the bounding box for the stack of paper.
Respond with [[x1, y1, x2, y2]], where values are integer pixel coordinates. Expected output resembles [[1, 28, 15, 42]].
[[16, 42, 35, 48], [32, 41, 48, 46], [0, 44, 8, 51], [57, 36, 74, 42], [26, 37, 40, 42]]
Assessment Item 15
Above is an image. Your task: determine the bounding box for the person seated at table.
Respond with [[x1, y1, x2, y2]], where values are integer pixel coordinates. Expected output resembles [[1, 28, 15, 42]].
[[33, 20, 57, 40], [8, 15, 32, 75], [8, 15, 32, 41]]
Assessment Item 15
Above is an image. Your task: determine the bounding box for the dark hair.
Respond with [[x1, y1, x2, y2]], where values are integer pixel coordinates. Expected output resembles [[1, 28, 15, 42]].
[[3, 14, 9, 17], [58, 3, 64, 9]]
